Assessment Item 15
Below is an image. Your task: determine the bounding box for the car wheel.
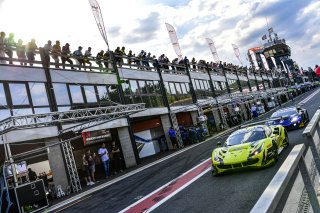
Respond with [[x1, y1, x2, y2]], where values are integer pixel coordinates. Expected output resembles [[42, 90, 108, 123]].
[[212, 166, 220, 177]]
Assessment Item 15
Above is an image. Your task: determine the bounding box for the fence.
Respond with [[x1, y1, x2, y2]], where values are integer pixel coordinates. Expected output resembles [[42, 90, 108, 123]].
[[251, 108, 320, 213]]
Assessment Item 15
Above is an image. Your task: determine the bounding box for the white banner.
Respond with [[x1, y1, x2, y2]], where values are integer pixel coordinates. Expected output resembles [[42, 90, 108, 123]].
[[88, 0, 109, 50], [205, 38, 219, 63], [232, 44, 243, 65], [248, 50, 259, 70], [281, 60, 287, 73], [165, 23, 183, 61], [260, 54, 270, 70]]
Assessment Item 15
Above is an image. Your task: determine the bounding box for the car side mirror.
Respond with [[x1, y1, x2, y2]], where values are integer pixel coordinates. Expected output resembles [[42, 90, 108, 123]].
[[217, 142, 222, 147]]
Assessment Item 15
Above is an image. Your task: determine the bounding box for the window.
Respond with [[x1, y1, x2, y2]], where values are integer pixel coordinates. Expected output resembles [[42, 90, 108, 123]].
[[69, 85, 84, 103], [181, 83, 187, 94], [169, 83, 176, 94], [192, 79, 196, 89], [0, 83, 7, 105], [195, 80, 200, 89], [164, 82, 170, 94], [83, 86, 97, 103], [153, 81, 160, 93], [12, 108, 32, 117], [139, 81, 148, 94], [185, 83, 190, 92], [146, 81, 155, 93], [9, 83, 29, 105], [34, 107, 51, 114], [130, 80, 139, 94], [0, 110, 10, 121], [97, 86, 109, 102], [29, 83, 49, 106], [53, 83, 70, 105], [175, 83, 182, 94]]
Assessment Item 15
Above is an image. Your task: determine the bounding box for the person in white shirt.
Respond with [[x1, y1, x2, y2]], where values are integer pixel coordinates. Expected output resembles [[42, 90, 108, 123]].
[[98, 143, 110, 178]]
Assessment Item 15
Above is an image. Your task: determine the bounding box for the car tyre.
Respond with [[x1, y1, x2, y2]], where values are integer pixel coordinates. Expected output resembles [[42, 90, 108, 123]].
[[272, 143, 279, 163]]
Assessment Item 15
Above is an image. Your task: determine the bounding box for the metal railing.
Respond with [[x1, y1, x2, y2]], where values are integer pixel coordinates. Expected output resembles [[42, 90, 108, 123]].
[[251, 108, 320, 213]]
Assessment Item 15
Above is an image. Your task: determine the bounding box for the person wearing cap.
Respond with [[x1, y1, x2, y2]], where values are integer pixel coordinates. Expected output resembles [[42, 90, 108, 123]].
[[51, 40, 61, 68], [5, 33, 16, 64], [61, 43, 74, 69], [0, 32, 6, 64], [73, 46, 84, 70]]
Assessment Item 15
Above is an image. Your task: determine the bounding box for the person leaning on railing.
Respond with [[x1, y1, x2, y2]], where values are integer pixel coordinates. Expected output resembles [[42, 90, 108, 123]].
[[51, 40, 61, 68], [73, 46, 85, 70], [84, 47, 92, 71], [26, 38, 38, 66], [0, 31, 6, 63], [16, 39, 27, 65], [96, 50, 104, 70], [61, 43, 74, 69], [5, 32, 16, 64]]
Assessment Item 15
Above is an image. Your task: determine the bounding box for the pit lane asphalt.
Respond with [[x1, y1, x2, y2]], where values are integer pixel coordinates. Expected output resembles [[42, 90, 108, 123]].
[[59, 89, 320, 213]]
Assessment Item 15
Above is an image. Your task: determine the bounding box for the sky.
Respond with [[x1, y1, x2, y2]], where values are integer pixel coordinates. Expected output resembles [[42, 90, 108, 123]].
[[0, 0, 319, 69]]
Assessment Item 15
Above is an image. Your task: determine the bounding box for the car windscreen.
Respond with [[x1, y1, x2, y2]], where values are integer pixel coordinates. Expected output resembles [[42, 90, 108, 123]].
[[227, 131, 266, 146], [271, 109, 296, 118]]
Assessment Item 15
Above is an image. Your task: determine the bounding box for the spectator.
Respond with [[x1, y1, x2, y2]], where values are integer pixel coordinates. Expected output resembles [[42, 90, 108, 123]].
[[0, 32, 6, 64], [127, 50, 133, 68], [43, 40, 52, 66], [85, 150, 96, 182], [26, 38, 38, 66], [315, 65, 320, 77], [82, 153, 94, 186], [111, 141, 123, 174], [251, 104, 258, 119], [168, 127, 177, 150], [103, 50, 110, 71], [96, 50, 104, 70], [114, 46, 122, 67], [84, 47, 92, 71], [5, 33, 15, 64], [28, 168, 37, 181], [73, 46, 85, 70], [120, 46, 126, 66], [51, 40, 61, 68], [61, 43, 74, 69], [16, 39, 27, 65], [98, 143, 110, 178]]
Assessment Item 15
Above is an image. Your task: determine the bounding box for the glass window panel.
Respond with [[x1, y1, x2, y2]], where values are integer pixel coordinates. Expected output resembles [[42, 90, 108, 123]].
[[175, 83, 182, 94], [192, 79, 196, 89], [125, 96, 134, 104], [29, 83, 49, 106], [9, 83, 29, 105], [181, 83, 187, 94], [58, 106, 72, 112], [53, 83, 70, 105], [34, 107, 51, 114], [122, 81, 131, 95], [164, 82, 170, 94], [146, 81, 154, 93], [153, 81, 160, 94], [195, 80, 200, 90], [185, 83, 190, 92], [0, 83, 7, 105], [130, 80, 139, 94], [107, 85, 121, 103], [97, 86, 109, 101], [69, 85, 84, 103], [83, 86, 97, 103], [0, 110, 11, 121], [139, 81, 148, 94], [169, 83, 176, 94], [133, 95, 142, 104]]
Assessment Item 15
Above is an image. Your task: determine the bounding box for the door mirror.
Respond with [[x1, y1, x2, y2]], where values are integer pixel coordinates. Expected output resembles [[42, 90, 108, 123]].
[[217, 142, 222, 147]]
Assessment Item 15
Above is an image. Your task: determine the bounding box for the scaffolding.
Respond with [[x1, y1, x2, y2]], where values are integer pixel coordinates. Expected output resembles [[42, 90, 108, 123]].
[[0, 103, 146, 193]]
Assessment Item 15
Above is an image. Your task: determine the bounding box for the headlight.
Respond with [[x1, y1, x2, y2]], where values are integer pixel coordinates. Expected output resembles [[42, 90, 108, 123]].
[[250, 143, 264, 157], [291, 116, 299, 122], [213, 152, 220, 161]]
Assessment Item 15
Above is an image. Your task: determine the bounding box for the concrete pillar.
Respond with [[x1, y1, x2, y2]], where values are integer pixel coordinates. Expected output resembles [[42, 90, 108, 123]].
[[45, 137, 69, 192], [240, 103, 248, 120], [212, 108, 222, 131], [190, 111, 198, 125], [227, 104, 234, 116], [117, 127, 137, 168], [160, 114, 173, 150]]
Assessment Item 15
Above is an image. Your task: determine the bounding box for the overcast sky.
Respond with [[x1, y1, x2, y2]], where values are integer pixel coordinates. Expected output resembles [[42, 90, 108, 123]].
[[0, 0, 319, 69]]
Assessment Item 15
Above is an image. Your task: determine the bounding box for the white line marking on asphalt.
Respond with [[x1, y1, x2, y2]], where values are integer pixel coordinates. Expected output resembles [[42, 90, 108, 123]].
[[298, 88, 320, 105]]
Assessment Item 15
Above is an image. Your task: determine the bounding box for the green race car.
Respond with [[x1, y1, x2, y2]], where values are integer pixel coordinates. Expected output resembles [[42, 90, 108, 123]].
[[211, 125, 289, 176]]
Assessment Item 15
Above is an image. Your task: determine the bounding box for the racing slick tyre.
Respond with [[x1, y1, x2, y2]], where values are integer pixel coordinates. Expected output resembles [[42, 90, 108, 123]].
[[212, 166, 220, 177]]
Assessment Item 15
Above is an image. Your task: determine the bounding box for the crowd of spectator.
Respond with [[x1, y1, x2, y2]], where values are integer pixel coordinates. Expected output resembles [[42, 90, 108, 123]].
[[0, 31, 283, 76]]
